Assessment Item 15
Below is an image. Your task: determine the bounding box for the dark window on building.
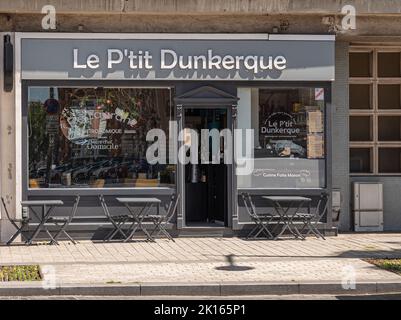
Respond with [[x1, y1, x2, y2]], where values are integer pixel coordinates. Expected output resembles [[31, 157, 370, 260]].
[[350, 148, 372, 173], [349, 52, 372, 78], [378, 52, 401, 78], [378, 148, 401, 173], [378, 84, 401, 109], [378, 116, 401, 141], [350, 116, 372, 142], [349, 84, 372, 109], [349, 48, 401, 175]]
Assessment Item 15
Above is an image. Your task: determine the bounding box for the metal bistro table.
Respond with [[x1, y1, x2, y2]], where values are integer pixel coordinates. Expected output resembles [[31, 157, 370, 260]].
[[21, 200, 64, 245], [116, 197, 161, 242], [262, 196, 312, 240]]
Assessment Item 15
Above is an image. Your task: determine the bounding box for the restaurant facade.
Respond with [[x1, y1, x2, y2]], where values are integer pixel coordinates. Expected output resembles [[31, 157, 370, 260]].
[[1, 1, 401, 241]]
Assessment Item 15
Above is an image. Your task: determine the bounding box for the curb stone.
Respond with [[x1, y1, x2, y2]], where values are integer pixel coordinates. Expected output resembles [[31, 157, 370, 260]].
[[1, 281, 401, 296]]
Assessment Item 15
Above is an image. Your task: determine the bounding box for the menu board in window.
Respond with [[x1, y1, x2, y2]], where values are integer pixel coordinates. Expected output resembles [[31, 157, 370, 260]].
[[307, 133, 324, 159], [306, 108, 324, 159], [307, 109, 323, 134]]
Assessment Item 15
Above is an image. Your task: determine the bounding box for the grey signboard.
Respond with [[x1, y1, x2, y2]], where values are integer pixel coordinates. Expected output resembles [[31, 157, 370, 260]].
[[21, 38, 335, 81]]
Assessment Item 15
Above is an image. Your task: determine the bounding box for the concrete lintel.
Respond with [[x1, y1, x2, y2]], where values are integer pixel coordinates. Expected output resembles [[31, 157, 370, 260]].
[[0, 0, 401, 15]]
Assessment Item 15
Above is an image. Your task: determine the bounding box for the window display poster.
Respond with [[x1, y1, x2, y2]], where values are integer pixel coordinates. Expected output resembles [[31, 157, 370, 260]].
[[314, 87, 325, 101], [307, 110, 323, 133], [307, 133, 324, 159]]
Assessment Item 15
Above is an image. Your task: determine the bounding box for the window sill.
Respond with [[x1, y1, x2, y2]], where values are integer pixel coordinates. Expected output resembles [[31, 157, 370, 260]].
[[26, 187, 175, 197]]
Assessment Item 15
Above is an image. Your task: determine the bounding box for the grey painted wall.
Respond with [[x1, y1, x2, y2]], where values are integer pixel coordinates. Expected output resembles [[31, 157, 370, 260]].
[[332, 42, 401, 232], [331, 41, 350, 231]]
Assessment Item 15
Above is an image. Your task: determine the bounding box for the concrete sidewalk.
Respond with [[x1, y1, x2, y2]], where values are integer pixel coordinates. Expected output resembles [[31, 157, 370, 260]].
[[1, 234, 401, 296]]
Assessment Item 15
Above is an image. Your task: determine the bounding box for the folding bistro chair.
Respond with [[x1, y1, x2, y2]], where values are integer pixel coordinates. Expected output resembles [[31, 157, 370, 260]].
[[145, 194, 180, 241], [99, 195, 131, 241], [1, 197, 30, 245], [296, 193, 329, 240], [241, 193, 274, 239], [45, 195, 80, 244]]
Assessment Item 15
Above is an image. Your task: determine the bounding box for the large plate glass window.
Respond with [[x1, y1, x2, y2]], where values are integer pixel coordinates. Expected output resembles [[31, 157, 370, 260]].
[[27, 87, 175, 189], [237, 87, 326, 189]]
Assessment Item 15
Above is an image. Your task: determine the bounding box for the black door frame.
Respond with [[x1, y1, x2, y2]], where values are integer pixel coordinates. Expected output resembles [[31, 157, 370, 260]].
[[174, 85, 239, 229], [182, 107, 230, 226]]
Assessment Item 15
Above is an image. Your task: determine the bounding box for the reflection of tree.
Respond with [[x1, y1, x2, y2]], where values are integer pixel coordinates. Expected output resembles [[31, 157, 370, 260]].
[[28, 87, 174, 187], [28, 102, 48, 175], [62, 88, 164, 161]]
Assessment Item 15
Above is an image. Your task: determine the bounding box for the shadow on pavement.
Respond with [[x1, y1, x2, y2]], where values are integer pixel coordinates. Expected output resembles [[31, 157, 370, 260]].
[[215, 254, 254, 271]]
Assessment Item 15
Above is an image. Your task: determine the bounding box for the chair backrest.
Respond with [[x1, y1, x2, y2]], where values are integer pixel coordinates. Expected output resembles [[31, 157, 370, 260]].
[[98, 195, 110, 218], [69, 195, 81, 221], [164, 194, 180, 223], [1, 197, 13, 221], [1, 197, 22, 232], [241, 193, 257, 218], [314, 193, 329, 220]]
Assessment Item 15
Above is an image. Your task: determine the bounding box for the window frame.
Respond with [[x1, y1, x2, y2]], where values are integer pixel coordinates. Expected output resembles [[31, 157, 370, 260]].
[[22, 80, 177, 194], [237, 85, 330, 190], [350, 46, 401, 176]]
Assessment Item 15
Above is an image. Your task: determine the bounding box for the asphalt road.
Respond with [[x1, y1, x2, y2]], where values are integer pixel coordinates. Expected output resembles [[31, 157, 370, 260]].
[[1, 293, 401, 300]]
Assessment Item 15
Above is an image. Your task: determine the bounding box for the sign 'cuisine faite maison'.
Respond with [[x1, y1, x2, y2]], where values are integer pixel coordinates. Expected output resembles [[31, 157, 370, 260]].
[[20, 37, 335, 81]]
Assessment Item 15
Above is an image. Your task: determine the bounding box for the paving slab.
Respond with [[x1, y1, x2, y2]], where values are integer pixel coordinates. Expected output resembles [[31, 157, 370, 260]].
[[1, 234, 401, 296]]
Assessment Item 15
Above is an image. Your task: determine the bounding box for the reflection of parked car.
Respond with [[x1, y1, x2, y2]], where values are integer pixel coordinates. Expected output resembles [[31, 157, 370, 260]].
[[254, 145, 277, 158], [63, 163, 91, 184], [36, 163, 73, 183], [90, 159, 122, 180], [272, 140, 305, 157], [72, 160, 109, 182]]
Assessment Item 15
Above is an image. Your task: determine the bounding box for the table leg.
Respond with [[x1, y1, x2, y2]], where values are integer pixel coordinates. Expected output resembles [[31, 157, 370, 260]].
[[123, 204, 146, 242], [137, 204, 155, 241], [272, 202, 290, 240], [26, 205, 46, 245], [272, 201, 304, 240], [124, 203, 155, 242], [26, 205, 59, 245], [288, 201, 306, 240], [26, 205, 43, 245]]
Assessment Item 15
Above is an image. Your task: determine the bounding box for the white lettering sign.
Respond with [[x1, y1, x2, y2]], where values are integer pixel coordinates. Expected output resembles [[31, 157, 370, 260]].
[[72, 48, 287, 73]]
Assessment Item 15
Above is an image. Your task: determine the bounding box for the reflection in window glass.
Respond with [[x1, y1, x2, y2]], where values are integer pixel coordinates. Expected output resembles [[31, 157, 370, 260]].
[[237, 87, 326, 189], [28, 87, 175, 189], [350, 148, 372, 173], [257, 88, 325, 160]]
